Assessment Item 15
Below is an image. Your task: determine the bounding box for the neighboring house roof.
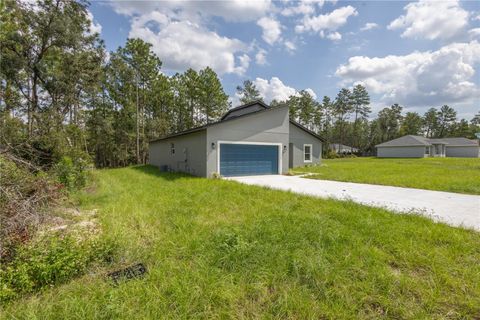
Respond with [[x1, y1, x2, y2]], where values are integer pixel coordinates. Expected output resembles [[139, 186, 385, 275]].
[[428, 138, 449, 145], [437, 137, 479, 147], [376, 135, 479, 148], [150, 101, 325, 143], [376, 135, 431, 147]]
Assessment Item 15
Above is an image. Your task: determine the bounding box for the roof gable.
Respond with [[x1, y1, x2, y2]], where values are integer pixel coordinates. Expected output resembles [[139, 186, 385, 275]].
[[220, 100, 269, 120]]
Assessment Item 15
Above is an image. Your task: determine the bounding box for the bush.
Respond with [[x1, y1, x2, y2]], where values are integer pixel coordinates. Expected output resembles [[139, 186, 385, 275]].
[[324, 149, 339, 159], [343, 153, 357, 158], [323, 150, 358, 159], [0, 233, 116, 303], [53, 155, 90, 191]]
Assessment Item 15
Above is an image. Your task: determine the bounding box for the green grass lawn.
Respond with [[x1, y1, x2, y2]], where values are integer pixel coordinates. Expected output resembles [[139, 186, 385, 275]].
[[295, 157, 480, 195], [2, 166, 479, 319]]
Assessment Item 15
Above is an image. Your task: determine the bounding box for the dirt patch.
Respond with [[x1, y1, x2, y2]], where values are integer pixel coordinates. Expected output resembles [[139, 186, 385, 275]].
[[41, 208, 101, 237]]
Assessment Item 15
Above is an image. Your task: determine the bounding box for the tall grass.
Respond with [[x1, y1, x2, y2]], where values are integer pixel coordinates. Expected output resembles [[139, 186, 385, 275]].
[[3, 166, 479, 319]]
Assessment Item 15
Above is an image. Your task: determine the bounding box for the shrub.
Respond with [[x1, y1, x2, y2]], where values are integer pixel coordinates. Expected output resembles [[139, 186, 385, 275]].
[[324, 149, 339, 159], [0, 233, 116, 303], [53, 155, 90, 191]]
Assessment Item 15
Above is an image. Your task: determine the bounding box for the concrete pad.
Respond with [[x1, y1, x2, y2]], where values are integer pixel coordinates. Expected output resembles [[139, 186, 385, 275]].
[[228, 175, 480, 231]]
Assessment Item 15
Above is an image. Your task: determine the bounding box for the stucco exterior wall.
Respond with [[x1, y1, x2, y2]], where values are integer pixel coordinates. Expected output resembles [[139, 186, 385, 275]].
[[377, 146, 427, 158], [445, 146, 480, 158], [206, 105, 290, 177], [148, 130, 207, 176], [288, 123, 322, 168]]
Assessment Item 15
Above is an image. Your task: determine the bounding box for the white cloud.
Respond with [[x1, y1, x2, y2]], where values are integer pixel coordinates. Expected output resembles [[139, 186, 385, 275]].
[[257, 16, 282, 45], [295, 5, 358, 38], [335, 41, 480, 108], [86, 10, 102, 35], [281, 0, 324, 16], [388, 0, 469, 40], [129, 12, 249, 75], [255, 48, 268, 65], [326, 31, 342, 41], [469, 28, 480, 39], [280, 0, 340, 17], [196, 0, 272, 22], [474, 14, 480, 21], [252, 77, 297, 103], [284, 40, 297, 51], [235, 54, 251, 75], [360, 22, 378, 31], [232, 77, 319, 105], [304, 88, 318, 100], [240, 77, 318, 103], [111, 0, 272, 22]]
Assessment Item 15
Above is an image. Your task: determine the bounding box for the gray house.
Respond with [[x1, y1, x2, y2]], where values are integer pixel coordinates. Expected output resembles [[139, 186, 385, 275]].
[[376, 135, 480, 158], [149, 101, 324, 177]]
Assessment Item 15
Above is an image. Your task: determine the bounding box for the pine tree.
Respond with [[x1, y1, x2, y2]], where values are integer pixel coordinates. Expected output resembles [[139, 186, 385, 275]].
[[423, 108, 438, 138], [198, 67, 229, 124], [236, 80, 262, 104], [436, 105, 457, 138], [334, 88, 353, 145], [350, 84, 370, 149], [399, 112, 423, 136]]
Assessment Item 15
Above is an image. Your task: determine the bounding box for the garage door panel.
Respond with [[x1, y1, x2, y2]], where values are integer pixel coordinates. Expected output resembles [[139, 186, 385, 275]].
[[220, 144, 279, 176]]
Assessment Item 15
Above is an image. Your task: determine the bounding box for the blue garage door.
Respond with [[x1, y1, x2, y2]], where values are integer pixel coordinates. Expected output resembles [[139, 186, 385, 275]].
[[220, 144, 279, 177]]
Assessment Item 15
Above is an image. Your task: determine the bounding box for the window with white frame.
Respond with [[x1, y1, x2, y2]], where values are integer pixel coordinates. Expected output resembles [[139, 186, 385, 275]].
[[304, 144, 312, 162], [170, 143, 175, 155], [425, 146, 430, 155]]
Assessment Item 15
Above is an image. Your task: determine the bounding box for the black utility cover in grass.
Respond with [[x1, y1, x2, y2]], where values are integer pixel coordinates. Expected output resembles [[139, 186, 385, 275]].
[[108, 263, 147, 285]]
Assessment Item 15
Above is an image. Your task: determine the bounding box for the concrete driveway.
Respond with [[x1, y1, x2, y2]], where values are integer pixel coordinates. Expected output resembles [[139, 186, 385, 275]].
[[228, 175, 480, 231]]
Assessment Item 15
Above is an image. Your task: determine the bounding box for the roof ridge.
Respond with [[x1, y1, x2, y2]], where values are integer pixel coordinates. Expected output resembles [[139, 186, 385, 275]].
[[220, 100, 268, 120]]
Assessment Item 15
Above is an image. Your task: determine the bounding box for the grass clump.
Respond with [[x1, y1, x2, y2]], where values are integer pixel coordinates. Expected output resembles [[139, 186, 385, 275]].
[[296, 157, 480, 194]]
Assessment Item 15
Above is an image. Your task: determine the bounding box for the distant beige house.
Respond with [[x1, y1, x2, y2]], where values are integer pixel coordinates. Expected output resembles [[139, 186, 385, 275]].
[[330, 143, 358, 154], [376, 135, 480, 158]]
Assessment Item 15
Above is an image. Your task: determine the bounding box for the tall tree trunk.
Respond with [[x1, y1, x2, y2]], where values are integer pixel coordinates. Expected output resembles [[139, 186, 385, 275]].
[[30, 75, 39, 137], [353, 108, 359, 150], [136, 78, 140, 164], [142, 83, 146, 164]]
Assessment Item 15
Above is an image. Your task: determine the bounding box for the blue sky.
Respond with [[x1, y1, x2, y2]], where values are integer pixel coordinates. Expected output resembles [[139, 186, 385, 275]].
[[88, 0, 480, 120]]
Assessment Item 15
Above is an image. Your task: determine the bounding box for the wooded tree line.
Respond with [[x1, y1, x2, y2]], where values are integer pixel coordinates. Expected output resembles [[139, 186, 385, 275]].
[[1, 0, 479, 170], [237, 80, 480, 154], [0, 0, 229, 168]]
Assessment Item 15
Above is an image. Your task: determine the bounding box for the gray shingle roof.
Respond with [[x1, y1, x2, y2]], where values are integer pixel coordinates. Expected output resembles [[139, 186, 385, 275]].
[[376, 135, 479, 148], [375, 135, 431, 147], [439, 138, 479, 146]]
